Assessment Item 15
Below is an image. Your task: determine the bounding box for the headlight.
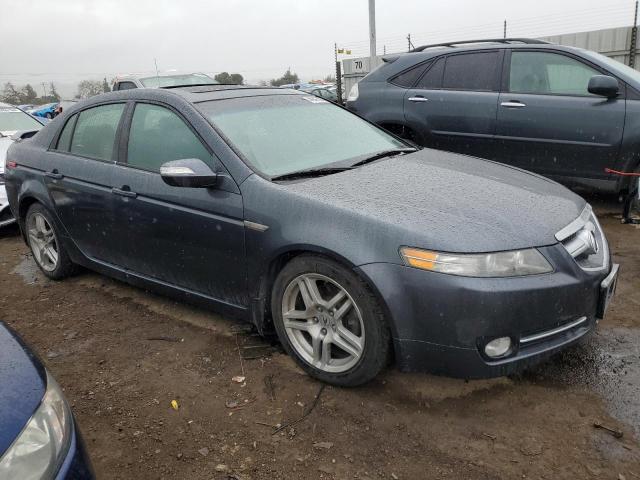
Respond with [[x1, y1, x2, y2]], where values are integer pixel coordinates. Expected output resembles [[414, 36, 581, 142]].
[[0, 372, 72, 479], [400, 246, 553, 277]]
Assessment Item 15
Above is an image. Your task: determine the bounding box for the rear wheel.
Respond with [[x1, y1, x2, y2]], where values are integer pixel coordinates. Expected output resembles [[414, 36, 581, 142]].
[[271, 255, 389, 386], [25, 203, 76, 279]]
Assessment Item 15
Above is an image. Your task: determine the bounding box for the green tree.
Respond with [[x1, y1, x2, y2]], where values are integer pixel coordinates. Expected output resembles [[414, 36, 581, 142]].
[[102, 77, 111, 93], [76, 80, 103, 99], [269, 68, 299, 87], [49, 82, 60, 101], [214, 72, 244, 85], [1, 82, 21, 104], [20, 84, 38, 103]]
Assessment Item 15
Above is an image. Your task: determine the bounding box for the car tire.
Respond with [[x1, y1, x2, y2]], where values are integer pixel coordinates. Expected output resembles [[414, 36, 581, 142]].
[[45, 112, 53, 119], [25, 203, 76, 280], [271, 254, 390, 387]]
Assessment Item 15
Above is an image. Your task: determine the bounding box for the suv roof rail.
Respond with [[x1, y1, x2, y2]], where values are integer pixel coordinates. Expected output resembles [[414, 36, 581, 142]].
[[410, 38, 551, 52]]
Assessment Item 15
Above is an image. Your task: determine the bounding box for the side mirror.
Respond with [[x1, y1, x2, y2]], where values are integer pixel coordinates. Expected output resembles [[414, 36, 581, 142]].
[[160, 158, 218, 188], [588, 75, 619, 98]]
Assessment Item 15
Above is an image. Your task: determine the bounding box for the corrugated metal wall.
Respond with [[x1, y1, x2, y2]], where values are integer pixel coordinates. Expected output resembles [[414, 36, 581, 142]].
[[342, 26, 640, 97]]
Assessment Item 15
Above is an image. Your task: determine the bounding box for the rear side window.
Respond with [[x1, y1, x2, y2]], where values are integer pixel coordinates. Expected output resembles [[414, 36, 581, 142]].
[[116, 81, 137, 90], [70, 104, 125, 161], [442, 51, 499, 91], [390, 61, 431, 88], [56, 115, 76, 151], [415, 57, 444, 89], [126, 103, 210, 172]]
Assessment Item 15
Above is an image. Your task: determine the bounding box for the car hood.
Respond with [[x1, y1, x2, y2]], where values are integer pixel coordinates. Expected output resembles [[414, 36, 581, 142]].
[[280, 149, 585, 253], [0, 322, 46, 456]]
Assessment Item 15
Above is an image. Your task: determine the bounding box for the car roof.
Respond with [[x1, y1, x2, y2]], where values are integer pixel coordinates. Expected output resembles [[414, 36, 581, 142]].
[[161, 84, 301, 103]]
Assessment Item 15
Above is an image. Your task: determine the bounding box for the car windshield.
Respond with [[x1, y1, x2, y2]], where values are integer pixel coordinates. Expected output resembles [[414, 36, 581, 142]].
[[0, 106, 43, 134], [198, 94, 406, 177], [139, 73, 219, 88]]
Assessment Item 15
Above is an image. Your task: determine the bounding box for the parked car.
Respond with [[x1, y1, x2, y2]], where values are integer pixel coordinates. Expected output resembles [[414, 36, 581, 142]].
[[5, 86, 618, 386], [112, 72, 218, 91], [301, 86, 339, 103], [347, 38, 640, 195], [0, 322, 94, 479], [30, 103, 59, 119], [0, 102, 45, 227]]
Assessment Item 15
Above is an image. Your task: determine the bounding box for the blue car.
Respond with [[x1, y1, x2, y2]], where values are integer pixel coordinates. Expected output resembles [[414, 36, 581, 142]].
[[0, 322, 94, 479], [30, 103, 58, 120]]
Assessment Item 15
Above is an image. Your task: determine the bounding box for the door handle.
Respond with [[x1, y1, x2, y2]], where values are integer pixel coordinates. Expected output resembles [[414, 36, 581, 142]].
[[112, 187, 137, 198], [501, 101, 526, 108], [45, 170, 63, 180], [408, 96, 429, 102]]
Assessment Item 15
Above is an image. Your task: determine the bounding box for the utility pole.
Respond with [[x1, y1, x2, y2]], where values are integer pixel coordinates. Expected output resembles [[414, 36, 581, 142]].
[[41, 82, 47, 98], [630, 1, 638, 68], [503, 20, 507, 39], [368, 0, 376, 67]]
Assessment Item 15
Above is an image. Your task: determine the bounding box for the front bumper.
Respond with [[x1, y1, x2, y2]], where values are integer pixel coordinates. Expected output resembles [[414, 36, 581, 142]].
[[54, 420, 94, 480], [357, 244, 612, 379], [0, 184, 16, 227]]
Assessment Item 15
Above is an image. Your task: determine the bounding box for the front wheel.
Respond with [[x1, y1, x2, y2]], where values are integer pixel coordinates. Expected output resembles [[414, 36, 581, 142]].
[[271, 255, 390, 386], [45, 112, 53, 119]]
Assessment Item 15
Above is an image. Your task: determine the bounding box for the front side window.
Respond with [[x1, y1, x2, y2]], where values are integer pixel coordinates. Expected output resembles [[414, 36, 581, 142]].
[[126, 103, 210, 172], [509, 51, 601, 95], [442, 51, 499, 91], [199, 95, 406, 177], [70, 104, 125, 161]]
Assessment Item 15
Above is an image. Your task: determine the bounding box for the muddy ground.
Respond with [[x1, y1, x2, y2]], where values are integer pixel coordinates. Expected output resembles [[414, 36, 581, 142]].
[[1, 197, 639, 480]]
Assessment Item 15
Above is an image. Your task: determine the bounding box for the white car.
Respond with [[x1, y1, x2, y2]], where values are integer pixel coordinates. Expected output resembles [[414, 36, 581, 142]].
[[0, 103, 44, 227]]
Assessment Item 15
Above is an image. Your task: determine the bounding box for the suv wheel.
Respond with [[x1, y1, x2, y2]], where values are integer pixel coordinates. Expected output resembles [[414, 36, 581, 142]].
[[271, 255, 389, 386], [25, 203, 76, 279]]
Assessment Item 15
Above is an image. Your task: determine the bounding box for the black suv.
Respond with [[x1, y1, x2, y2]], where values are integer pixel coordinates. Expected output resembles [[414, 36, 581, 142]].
[[347, 38, 640, 194]]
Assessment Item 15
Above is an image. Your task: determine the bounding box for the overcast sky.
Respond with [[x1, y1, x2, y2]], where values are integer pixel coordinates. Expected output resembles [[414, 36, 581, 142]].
[[0, 0, 635, 95]]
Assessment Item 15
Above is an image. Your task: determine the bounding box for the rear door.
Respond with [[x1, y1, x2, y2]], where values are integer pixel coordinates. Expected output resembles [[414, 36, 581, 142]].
[[404, 50, 502, 158], [495, 49, 625, 179], [45, 103, 126, 264], [110, 102, 247, 307]]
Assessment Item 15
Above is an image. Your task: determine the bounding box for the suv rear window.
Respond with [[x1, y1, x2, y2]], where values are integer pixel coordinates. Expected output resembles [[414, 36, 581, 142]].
[[390, 61, 432, 88], [442, 51, 499, 91]]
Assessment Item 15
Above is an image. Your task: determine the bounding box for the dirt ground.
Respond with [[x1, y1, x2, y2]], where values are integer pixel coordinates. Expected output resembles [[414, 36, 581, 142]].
[[1, 198, 639, 480]]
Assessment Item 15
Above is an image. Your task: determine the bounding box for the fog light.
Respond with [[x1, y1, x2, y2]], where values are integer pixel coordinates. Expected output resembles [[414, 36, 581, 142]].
[[484, 337, 512, 358]]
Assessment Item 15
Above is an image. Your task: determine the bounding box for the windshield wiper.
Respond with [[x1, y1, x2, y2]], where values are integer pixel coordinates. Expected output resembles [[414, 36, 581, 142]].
[[350, 148, 417, 168], [271, 167, 353, 181]]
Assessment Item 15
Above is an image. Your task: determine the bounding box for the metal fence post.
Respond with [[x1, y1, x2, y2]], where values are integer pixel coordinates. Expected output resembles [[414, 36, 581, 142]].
[[336, 61, 343, 104], [630, 1, 638, 68]]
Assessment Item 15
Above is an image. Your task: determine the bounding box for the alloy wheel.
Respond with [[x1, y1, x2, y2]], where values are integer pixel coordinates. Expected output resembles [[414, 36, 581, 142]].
[[27, 213, 59, 272], [281, 273, 365, 373]]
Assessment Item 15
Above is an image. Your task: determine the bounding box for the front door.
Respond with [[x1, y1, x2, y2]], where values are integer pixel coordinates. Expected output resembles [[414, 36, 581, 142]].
[[111, 102, 247, 307], [403, 50, 502, 159], [495, 50, 625, 179], [44, 103, 125, 265]]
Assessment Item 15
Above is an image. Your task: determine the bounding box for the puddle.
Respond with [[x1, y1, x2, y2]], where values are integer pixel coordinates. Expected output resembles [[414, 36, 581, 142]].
[[11, 255, 48, 286], [526, 326, 640, 437]]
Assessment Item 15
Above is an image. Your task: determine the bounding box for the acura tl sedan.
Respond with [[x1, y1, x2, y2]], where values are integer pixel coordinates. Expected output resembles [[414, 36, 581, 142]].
[[0, 322, 94, 479], [4, 85, 619, 386]]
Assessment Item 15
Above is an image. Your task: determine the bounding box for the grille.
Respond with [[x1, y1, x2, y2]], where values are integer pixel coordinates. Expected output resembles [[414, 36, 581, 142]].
[[556, 204, 608, 271]]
